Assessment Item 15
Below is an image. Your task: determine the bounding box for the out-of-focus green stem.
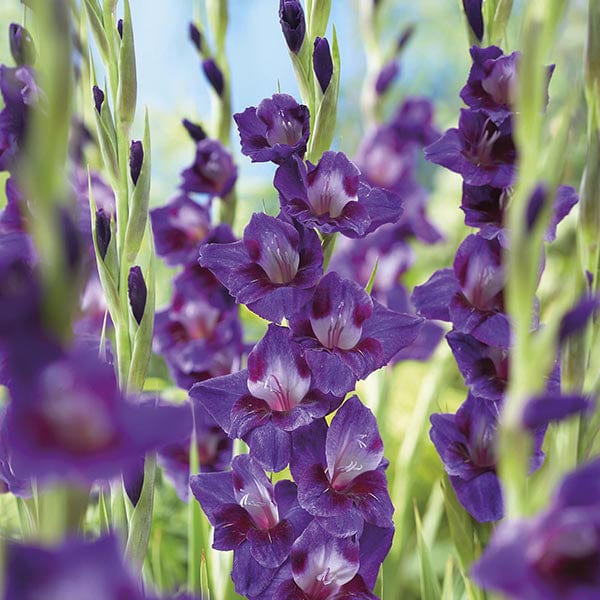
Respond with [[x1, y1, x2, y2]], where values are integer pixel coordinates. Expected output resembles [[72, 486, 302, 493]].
[[187, 427, 204, 594], [359, 0, 382, 126]]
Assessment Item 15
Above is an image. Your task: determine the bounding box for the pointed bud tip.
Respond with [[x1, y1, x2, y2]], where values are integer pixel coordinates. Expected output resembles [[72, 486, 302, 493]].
[[189, 23, 203, 52], [313, 36, 333, 94], [92, 85, 105, 114], [182, 119, 207, 143], [117, 19, 124, 39], [95, 209, 111, 261], [129, 140, 143, 185], [202, 59, 225, 97], [128, 266, 147, 325]]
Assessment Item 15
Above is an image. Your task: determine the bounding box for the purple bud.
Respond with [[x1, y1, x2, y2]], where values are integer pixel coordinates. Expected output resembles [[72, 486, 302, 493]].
[[462, 0, 484, 42], [397, 24, 415, 53], [9, 23, 35, 66], [128, 266, 147, 325], [313, 36, 333, 93], [182, 119, 207, 142], [526, 184, 547, 232], [93, 85, 104, 115], [202, 59, 224, 97], [95, 209, 111, 260], [279, 0, 306, 54], [189, 23, 203, 52], [59, 208, 81, 272], [129, 140, 143, 185], [117, 19, 123, 39], [375, 61, 400, 95]]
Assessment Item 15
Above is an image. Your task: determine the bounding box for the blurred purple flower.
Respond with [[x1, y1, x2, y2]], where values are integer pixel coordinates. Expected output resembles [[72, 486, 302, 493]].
[[180, 139, 237, 198], [200, 213, 323, 323], [234, 94, 310, 164], [202, 58, 225, 96], [375, 60, 399, 95]]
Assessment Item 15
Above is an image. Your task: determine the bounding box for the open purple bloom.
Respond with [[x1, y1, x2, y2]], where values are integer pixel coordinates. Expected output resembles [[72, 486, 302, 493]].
[[472, 458, 600, 599], [274, 152, 403, 238], [190, 324, 342, 472], [5, 534, 144, 600], [180, 139, 237, 198], [446, 332, 508, 401], [0, 65, 38, 172], [154, 265, 242, 390], [234, 94, 310, 164], [274, 520, 378, 599], [289, 272, 422, 396], [191, 455, 311, 580], [158, 403, 231, 502], [425, 109, 516, 188], [279, 0, 306, 54], [200, 213, 323, 322], [4, 344, 191, 485], [150, 195, 212, 266], [291, 396, 393, 537]]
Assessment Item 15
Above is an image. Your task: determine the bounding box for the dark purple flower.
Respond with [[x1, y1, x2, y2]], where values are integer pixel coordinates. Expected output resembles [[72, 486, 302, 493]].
[[182, 118, 207, 142], [461, 46, 520, 121], [313, 37, 333, 93], [0, 408, 30, 497], [274, 152, 403, 238], [289, 272, 422, 396], [180, 138, 237, 198], [190, 455, 311, 579], [190, 324, 342, 472], [0, 177, 25, 233], [0, 65, 38, 172], [425, 109, 516, 188], [375, 60, 399, 95], [462, 0, 484, 42], [447, 332, 508, 401], [290, 396, 393, 537], [522, 392, 592, 430], [158, 403, 231, 502], [5, 535, 144, 600], [189, 23, 203, 52], [472, 458, 600, 599], [4, 344, 191, 484], [202, 58, 225, 96], [234, 94, 310, 164], [390, 98, 441, 147], [128, 266, 147, 325], [461, 183, 507, 229], [95, 208, 111, 260], [200, 213, 323, 323], [527, 184, 579, 242], [150, 196, 212, 266], [129, 140, 143, 185], [154, 265, 243, 390], [279, 0, 306, 54], [9, 23, 36, 66], [559, 294, 600, 345], [274, 520, 378, 599]]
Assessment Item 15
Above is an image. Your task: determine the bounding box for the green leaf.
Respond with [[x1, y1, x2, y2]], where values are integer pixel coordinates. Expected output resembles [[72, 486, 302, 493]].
[[365, 259, 379, 294], [414, 504, 442, 600], [309, 0, 332, 39], [82, 0, 111, 65], [116, 0, 137, 127], [441, 475, 475, 571]]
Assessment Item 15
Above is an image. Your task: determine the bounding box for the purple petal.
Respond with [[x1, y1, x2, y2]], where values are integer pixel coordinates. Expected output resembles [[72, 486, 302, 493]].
[[523, 393, 592, 430], [451, 471, 504, 522], [189, 471, 235, 523], [412, 268, 460, 321]]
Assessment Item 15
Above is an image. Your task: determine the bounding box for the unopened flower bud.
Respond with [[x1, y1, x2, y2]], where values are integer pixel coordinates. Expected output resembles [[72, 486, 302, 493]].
[[462, 0, 484, 43], [117, 18, 123, 39], [202, 59, 225, 97], [397, 24, 415, 53], [9, 23, 36, 66], [375, 61, 399, 96], [182, 119, 207, 142], [189, 22, 203, 53], [279, 0, 305, 54], [313, 36, 333, 94], [95, 209, 111, 260], [93, 85, 105, 115], [128, 266, 147, 325], [129, 140, 143, 185]]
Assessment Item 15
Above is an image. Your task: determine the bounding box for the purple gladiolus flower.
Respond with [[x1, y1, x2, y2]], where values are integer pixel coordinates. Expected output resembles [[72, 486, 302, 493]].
[[202, 58, 225, 96], [158, 403, 231, 502], [200, 213, 323, 322], [472, 458, 600, 599], [4, 345, 191, 484], [462, 0, 484, 42], [274, 152, 403, 238], [279, 0, 306, 54], [190, 455, 311, 594], [150, 195, 212, 266], [289, 272, 422, 396], [234, 94, 310, 164], [559, 294, 600, 344], [190, 324, 342, 472], [375, 60, 400, 95], [527, 184, 579, 242], [274, 520, 378, 599], [5, 535, 144, 599], [180, 138, 237, 198], [313, 37, 333, 93], [290, 396, 393, 537], [425, 109, 516, 188], [0, 65, 38, 172], [522, 392, 592, 430]]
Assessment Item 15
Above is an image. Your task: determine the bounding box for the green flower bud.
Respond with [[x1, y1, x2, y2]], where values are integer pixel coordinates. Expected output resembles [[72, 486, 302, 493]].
[[116, 0, 137, 127]]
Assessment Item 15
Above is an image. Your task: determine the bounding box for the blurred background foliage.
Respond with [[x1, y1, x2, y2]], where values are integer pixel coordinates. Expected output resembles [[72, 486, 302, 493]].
[[0, 1, 591, 598]]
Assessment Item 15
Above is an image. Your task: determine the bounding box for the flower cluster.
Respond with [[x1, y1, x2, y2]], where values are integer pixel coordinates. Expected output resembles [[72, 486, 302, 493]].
[[414, 45, 581, 522], [185, 86, 427, 598]]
